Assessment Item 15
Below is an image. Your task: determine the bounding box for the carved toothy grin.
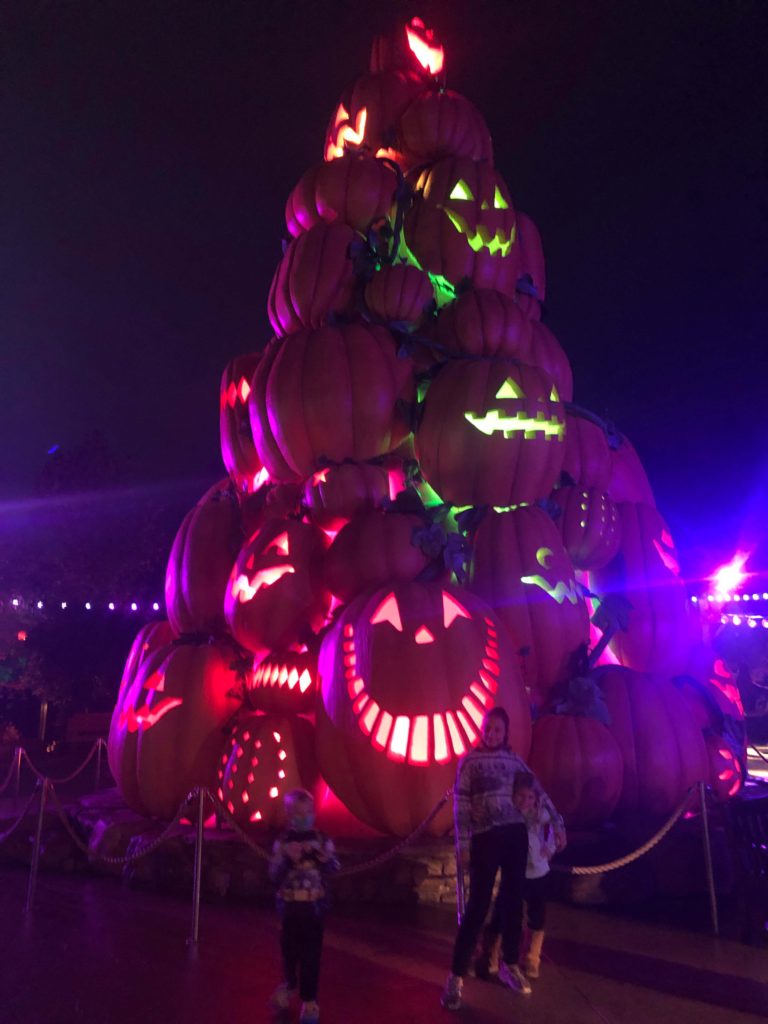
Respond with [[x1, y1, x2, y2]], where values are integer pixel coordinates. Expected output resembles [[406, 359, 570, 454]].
[[118, 670, 182, 733], [464, 409, 564, 440], [252, 659, 314, 695], [230, 566, 295, 603], [441, 208, 515, 256], [341, 613, 501, 766], [521, 547, 579, 605]]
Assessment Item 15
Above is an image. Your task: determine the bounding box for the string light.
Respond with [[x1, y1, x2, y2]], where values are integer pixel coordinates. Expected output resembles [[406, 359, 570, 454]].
[[3, 595, 163, 614]]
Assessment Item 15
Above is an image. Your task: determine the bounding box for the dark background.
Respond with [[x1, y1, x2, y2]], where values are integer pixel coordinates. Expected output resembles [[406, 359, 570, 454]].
[[2, 0, 767, 585]]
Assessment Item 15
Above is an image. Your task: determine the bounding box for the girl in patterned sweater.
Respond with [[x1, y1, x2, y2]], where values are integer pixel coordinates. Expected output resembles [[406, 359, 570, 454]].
[[441, 708, 566, 1011]]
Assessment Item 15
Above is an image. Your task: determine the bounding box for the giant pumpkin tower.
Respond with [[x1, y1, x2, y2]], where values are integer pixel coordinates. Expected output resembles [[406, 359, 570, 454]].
[[108, 18, 746, 838]]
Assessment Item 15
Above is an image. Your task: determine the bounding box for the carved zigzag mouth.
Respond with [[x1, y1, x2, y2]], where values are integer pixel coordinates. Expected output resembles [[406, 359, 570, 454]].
[[231, 566, 295, 603], [441, 208, 516, 257], [120, 697, 182, 733], [464, 409, 564, 440], [340, 616, 501, 765]]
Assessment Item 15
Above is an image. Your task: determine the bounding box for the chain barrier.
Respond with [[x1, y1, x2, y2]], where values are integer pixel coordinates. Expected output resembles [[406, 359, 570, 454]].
[[20, 738, 103, 785], [0, 750, 20, 795], [552, 785, 696, 877], [46, 781, 195, 865], [0, 784, 42, 844]]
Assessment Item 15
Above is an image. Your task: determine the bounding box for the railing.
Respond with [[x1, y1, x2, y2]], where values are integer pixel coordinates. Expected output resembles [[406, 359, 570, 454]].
[[0, 740, 723, 943]]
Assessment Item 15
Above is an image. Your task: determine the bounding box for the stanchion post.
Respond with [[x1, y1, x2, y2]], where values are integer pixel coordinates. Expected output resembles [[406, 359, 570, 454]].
[[26, 779, 48, 914], [13, 745, 22, 806], [188, 789, 206, 946], [699, 781, 719, 936], [94, 739, 103, 791]]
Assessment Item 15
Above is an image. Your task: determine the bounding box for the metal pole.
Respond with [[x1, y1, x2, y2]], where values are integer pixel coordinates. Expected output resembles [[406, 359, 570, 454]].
[[26, 780, 48, 914], [188, 789, 206, 945], [699, 781, 719, 936], [94, 739, 103, 791], [38, 700, 48, 744], [13, 746, 22, 806]]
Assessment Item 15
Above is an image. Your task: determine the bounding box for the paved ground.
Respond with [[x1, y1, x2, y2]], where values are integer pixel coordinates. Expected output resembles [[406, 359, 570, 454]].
[[1, 864, 765, 1024]]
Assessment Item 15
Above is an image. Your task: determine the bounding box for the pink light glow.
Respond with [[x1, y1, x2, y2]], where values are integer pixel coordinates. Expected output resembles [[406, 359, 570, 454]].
[[712, 552, 749, 595]]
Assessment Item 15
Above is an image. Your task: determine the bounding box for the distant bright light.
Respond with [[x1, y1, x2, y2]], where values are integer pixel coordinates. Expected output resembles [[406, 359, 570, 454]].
[[130, 602, 138, 611], [11, 598, 19, 607], [108, 602, 115, 610], [47, 444, 60, 455], [61, 602, 67, 609], [85, 602, 91, 610], [17, 630, 27, 642], [152, 602, 160, 611], [712, 553, 749, 595], [36, 600, 43, 609]]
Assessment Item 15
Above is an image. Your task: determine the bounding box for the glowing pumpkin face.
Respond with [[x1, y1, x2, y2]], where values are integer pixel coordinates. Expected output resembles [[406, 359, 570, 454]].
[[224, 519, 330, 655], [323, 70, 421, 164], [415, 360, 566, 507], [247, 648, 318, 714], [370, 17, 445, 80], [217, 714, 318, 832], [315, 582, 531, 836], [403, 157, 522, 296], [219, 353, 263, 494]]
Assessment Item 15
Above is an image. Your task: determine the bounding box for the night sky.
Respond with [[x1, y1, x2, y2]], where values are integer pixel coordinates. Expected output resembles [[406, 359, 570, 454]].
[[3, 0, 767, 581]]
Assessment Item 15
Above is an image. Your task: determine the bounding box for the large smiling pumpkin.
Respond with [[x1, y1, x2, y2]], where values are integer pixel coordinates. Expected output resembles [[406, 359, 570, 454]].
[[224, 518, 330, 655], [468, 507, 590, 706], [108, 638, 242, 819], [415, 358, 565, 507], [315, 581, 531, 836], [403, 156, 522, 296]]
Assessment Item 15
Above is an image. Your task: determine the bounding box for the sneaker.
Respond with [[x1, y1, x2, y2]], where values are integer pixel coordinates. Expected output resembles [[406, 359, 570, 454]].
[[440, 973, 463, 1010], [498, 961, 532, 996], [269, 983, 296, 1012], [299, 1000, 320, 1024]]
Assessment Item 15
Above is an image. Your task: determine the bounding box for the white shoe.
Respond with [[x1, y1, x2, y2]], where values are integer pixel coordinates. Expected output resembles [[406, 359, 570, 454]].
[[440, 973, 463, 1010], [498, 961, 532, 995]]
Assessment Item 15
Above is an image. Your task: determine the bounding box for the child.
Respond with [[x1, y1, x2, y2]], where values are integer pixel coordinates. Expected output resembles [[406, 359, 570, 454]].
[[269, 788, 339, 1024], [474, 771, 561, 981], [441, 708, 566, 1011]]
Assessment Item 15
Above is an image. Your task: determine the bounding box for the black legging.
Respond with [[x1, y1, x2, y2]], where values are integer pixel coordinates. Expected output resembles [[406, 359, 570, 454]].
[[451, 822, 528, 976], [280, 904, 325, 1001]]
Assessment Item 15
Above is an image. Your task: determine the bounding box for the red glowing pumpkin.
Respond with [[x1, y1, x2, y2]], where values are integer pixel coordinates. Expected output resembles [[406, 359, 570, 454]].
[[249, 325, 415, 482], [404, 157, 522, 296], [399, 90, 493, 167], [590, 502, 695, 677], [324, 508, 440, 603], [303, 461, 391, 532], [109, 619, 177, 715], [415, 359, 566, 507], [527, 714, 624, 826], [164, 481, 243, 637], [595, 665, 709, 816], [468, 507, 590, 705], [370, 17, 445, 81], [267, 222, 358, 338], [551, 486, 621, 571], [705, 737, 744, 800], [324, 70, 422, 164], [316, 581, 531, 835], [219, 353, 263, 494], [225, 518, 330, 655], [364, 264, 434, 329], [108, 638, 243, 819], [526, 320, 573, 403], [216, 713, 318, 832], [247, 648, 318, 714], [285, 153, 399, 238]]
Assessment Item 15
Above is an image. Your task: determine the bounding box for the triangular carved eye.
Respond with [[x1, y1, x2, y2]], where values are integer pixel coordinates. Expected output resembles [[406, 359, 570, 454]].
[[370, 593, 403, 631], [442, 592, 471, 628], [495, 379, 523, 400], [449, 179, 474, 201], [266, 532, 290, 556], [493, 186, 509, 210]]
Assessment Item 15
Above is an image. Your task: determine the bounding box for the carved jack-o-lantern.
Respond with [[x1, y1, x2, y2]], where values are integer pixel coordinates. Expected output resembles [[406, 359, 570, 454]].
[[224, 519, 330, 655], [551, 486, 621, 571], [247, 648, 318, 714], [219, 354, 263, 493], [108, 639, 242, 819], [469, 507, 590, 705], [315, 581, 531, 836], [403, 157, 522, 296], [370, 17, 445, 79], [324, 70, 421, 164], [303, 462, 391, 532], [217, 714, 318, 832], [416, 359, 565, 507]]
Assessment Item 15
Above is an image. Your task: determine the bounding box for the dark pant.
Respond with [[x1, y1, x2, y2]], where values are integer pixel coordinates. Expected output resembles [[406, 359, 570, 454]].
[[280, 905, 325, 1002], [523, 874, 548, 931], [451, 823, 528, 977]]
